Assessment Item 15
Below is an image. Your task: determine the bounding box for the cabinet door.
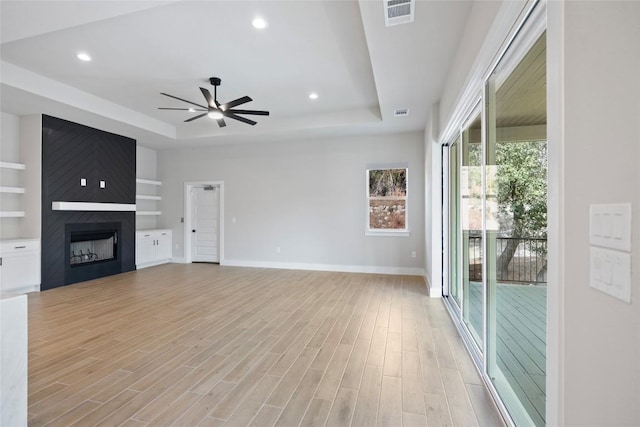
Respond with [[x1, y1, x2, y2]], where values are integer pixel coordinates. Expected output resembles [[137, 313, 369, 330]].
[[156, 231, 172, 261], [95, 133, 136, 204], [0, 253, 39, 292], [136, 234, 155, 266]]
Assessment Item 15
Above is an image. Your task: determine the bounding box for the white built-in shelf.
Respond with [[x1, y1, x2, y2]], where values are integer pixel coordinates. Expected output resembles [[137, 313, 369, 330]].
[[0, 186, 25, 194], [0, 161, 26, 170], [1, 163, 26, 220], [136, 178, 162, 186], [136, 178, 161, 219], [0, 211, 25, 218], [136, 194, 161, 201]]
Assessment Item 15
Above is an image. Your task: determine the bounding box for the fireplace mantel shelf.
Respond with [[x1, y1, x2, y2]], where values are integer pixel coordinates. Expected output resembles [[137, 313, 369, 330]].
[[52, 202, 136, 212]]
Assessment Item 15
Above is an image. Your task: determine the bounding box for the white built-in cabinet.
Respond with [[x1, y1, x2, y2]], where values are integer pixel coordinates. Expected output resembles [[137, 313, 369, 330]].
[[0, 239, 40, 292], [136, 229, 172, 269]]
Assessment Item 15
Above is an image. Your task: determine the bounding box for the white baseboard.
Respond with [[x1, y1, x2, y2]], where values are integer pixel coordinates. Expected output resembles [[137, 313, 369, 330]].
[[4, 284, 40, 294], [136, 259, 171, 270], [424, 273, 442, 298], [171, 257, 187, 264], [221, 259, 424, 276]]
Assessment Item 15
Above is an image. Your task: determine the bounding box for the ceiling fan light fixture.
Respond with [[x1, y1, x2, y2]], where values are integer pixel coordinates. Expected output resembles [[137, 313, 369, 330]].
[[252, 17, 267, 29], [159, 78, 269, 127]]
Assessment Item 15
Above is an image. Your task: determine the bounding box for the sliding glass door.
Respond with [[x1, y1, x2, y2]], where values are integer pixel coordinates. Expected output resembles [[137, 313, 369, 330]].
[[460, 111, 483, 349], [448, 137, 461, 307], [485, 32, 547, 427], [441, 17, 547, 427]]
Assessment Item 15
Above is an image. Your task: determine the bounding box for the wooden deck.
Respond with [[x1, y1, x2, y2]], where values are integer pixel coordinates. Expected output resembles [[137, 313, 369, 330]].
[[469, 282, 546, 426]]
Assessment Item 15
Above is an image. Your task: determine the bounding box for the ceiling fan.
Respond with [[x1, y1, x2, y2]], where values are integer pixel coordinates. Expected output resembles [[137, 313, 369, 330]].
[[159, 77, 269, 127]]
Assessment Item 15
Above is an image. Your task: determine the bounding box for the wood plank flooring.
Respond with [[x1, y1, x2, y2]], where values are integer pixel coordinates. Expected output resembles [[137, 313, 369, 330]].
[[26, 264, 504, 426]]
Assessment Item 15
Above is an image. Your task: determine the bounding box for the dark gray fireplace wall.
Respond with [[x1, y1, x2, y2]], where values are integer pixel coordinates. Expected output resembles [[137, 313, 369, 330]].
[[41, 115, 136, 290]]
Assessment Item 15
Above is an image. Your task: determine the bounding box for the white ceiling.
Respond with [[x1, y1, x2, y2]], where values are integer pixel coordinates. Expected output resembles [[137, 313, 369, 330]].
[[0, 0, 473, 149]]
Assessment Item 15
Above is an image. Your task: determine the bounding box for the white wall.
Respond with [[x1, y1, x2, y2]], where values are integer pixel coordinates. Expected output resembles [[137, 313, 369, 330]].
[[158, 132, 425, 274], [0, 114, 41, 240], [424, 105, 441, 296], [0, 113, 20, 162], [438, 0, 502, 135], [136, 145, 158, 230], [19, 115, 41, 239], [548, 2, 640, 425], [0, 113, 23, 239]]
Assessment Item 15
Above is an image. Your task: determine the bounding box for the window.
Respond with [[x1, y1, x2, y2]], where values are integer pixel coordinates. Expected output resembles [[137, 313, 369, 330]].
[[366, 167, 408, 235]]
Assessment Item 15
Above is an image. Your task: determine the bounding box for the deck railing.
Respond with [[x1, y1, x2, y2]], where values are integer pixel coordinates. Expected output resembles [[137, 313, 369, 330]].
[[468, 235, 547, 284]]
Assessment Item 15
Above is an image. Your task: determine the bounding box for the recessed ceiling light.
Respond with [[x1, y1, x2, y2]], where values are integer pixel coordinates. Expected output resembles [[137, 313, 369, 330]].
[[208, 111, 224, 120], [188, 108, 196, 113], [252, 17, 267, 29], [76, 52, 91, 62], [309, 92, 319, 100]]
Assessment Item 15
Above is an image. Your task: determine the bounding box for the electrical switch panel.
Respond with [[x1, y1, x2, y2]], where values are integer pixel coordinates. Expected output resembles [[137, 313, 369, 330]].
[[589, 203, 631, 251], [590, 246, 631, 303], [589, 203, 632, 303]]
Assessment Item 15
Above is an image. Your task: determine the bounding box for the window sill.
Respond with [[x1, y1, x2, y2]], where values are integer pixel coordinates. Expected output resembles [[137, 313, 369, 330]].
[[365, 230, 410, 237]]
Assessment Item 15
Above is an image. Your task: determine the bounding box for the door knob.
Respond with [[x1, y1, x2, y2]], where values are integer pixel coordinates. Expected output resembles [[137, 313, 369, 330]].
[[192, 229, 196, 233]]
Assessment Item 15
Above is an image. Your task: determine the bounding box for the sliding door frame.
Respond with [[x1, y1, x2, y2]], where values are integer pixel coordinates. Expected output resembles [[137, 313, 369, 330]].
[[440, 1, 547, 426]]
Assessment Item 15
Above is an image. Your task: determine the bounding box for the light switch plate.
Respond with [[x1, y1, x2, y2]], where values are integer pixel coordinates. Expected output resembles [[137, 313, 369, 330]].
[[589, 203, 632, 251], [80, 178, 87, 187], [100, 180, 106, 189], [590, 246, 631, 303]]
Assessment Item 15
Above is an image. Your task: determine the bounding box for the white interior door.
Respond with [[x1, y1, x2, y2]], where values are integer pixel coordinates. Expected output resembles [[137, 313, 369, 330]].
[[191, 186, 219, 262]]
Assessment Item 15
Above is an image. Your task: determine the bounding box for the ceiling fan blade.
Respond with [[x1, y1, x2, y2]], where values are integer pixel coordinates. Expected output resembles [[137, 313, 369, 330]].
[[217, 118, 227, 128], [160, 93, 208, 110], [221, 96, 252, 110], [199, 87, 215, 108], [227, 109, 270, 116], [158, 107, 207, 111], [225, 113, 257, 126], [184, 112, 208, 122]]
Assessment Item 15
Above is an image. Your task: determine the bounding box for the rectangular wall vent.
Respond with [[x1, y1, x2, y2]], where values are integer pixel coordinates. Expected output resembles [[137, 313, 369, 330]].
[[394, 108, 410, 117], [384, 0, 415, 27]]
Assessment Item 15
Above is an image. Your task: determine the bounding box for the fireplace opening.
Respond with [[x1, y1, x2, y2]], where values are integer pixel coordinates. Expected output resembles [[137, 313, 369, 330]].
[[64, 222, 123, 285], [70, 230, 117, 266]]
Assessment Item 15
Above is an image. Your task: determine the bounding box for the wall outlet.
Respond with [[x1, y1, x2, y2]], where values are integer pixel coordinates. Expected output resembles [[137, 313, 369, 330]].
[[276, 246, 281, 254], [411, 251, 417, 258]]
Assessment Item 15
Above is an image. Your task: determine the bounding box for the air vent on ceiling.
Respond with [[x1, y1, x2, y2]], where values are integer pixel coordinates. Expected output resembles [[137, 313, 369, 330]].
[[384, 0, 415, 27], [394, 108, 410, 117]]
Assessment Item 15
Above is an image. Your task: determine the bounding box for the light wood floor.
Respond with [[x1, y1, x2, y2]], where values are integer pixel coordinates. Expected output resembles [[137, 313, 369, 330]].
[[26, 264, 504, 426]]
